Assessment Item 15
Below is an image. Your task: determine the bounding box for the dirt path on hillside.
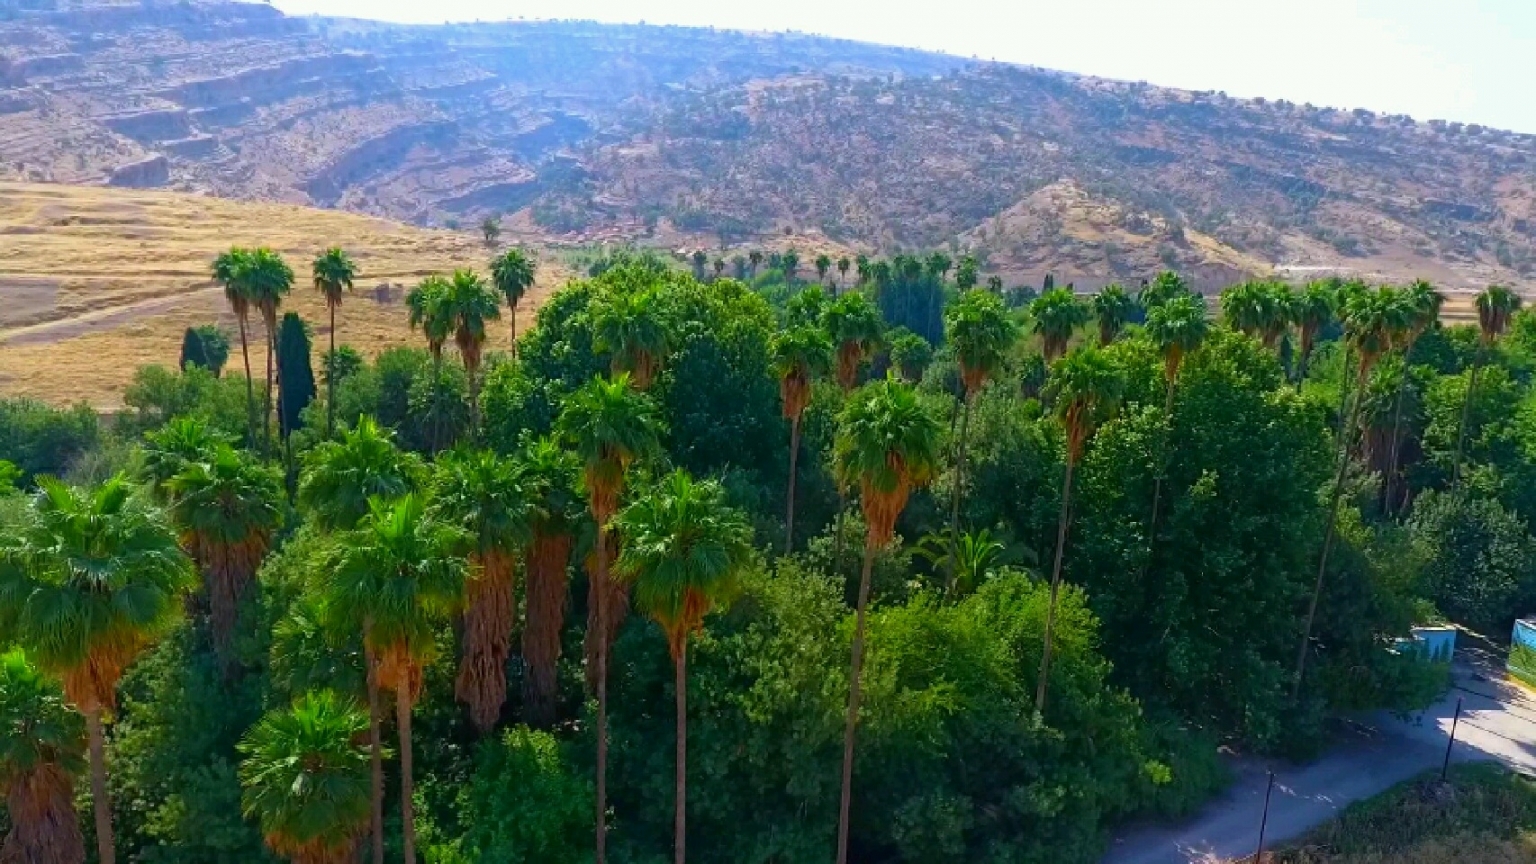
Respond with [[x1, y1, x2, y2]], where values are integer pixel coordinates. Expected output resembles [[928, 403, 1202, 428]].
[[0, 285, 225, 346]]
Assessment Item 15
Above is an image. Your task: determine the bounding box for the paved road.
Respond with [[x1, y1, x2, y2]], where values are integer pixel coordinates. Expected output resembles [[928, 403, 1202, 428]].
[[1102, 666, 1536, 864]]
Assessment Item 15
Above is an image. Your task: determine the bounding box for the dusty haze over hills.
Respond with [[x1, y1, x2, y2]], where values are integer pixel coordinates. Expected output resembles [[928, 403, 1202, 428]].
[[3, 0, 1536, 292]]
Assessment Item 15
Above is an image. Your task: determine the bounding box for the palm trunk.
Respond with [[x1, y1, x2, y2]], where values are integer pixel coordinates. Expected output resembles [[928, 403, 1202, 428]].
[[327, 304, 337, 437], [86, 708, 114, 864], [946, 396, 974, 592], [1293, 370, 1366, 698], [785, 415, 802, 554], [511, 307, 518, 359], [834, 541, 877, 864], [1145, 378, 1176, 561], [367, 649, 384, 864], [396, 679, 417, 864], [832, 490, 848, 581], [468, 361, 482, 442], [263, 315, 276, 453], [1384, 358, 1412, 516], [673, 643, 687, 864], [1453, 350, 1485, 485], [430, 353, 443, 453], [238, 317, 255, 444], [1035, 455, 1077, 714], [595, 522, 610, 864], [523, 532, 572, 729]]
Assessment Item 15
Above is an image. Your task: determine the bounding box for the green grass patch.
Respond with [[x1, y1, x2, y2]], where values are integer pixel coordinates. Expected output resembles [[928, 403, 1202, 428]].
[[1260, 763, 1536, 863]]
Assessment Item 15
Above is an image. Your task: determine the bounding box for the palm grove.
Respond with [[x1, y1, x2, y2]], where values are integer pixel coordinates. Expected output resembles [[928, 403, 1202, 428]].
[[2, 240, 1534, 864]]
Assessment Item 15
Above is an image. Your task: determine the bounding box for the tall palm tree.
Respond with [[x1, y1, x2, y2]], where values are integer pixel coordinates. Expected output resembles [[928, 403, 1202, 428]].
[[556, 374, 663, 864], [490, 248, 537, 356], [836, 256, 850, 292], [297, 415, 421, 864], [1454, 285, 1522, 483], [822, 292, 885, 392], [770, 326, 833, 553], [430, 450, 530, 734], [1141, 293, 1208, 558], [518, 437, 581, 729], [166, 444, 284, 670], [1137, 270, 1189, 311], [440, 269, 502, 434], [1384, 280, 1441, 513], [312, 248, 357, 437], [1092, 284, 1137, 346], [1290, 280, 1337, 386], [943, 290, 1017, 574], [1029, 287, 1090, 363], [712, 257, 725, 281], [407, 276, 453, 452], [815, 253, 832, 286], [1036, 346, 1124, 714], [0, 475, 193, 864], [0, 648, 86, 864], [325, 494, 466, 864], [613, 470, 752, 864], [782, 249, 800, 284], [748, 250, 762, 280], [831, 377, 942, 864], [1293, 286, 1403, 696], [592, 286, 671, 390], [241, 248, 295, 452], [1223, 281, 1291, 350], [238, 690, 374, 864], [140, 416, 230, 500], [213, 247, 257, 442]]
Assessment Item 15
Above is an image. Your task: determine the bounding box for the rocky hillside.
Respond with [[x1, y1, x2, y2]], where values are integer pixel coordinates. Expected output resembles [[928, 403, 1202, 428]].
[[4, 0, 1536, 290]]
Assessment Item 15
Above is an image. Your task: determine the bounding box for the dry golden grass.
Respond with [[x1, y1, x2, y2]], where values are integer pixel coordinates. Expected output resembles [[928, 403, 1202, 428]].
[[0, 182, 567, 408]]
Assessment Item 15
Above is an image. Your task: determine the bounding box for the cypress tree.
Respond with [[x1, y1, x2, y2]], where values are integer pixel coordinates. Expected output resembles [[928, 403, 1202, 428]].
[[179, 325, 229, 376], [276, 313, 315, 439]]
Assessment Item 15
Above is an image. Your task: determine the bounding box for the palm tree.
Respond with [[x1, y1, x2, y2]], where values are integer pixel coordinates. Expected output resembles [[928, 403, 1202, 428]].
[[1293, 286, 1403, 696], [490, 248, 537, 355], [712, 257, 725, 281], [815, 253, 832, 286], [1384, 280, 1441, 513], [782, 249, 800, 284], [592, 286, 670, 390], [440, 269, 502, 434], [836, 256, 850, 291], [887, 329, 933, 383], [854, 254, 870, 286], [407, 276, 453, 451], [1092, 284, 1137, 346], [241, 248, 295, 452], [1138, 270, 1189, 310], [1035, 346, 1124, 714], [312, 248, 357, 437], [297, 415, 421, 863], [430, 450, 530, 734], [0, 475, 193, 864], [518, 437, 581, 729], [771, 326, 833, 553], [748, 250, 763, 280], [1453, 285, 1522, 483], [556, 374, 663, 864], [213, 247, 257, 441], [613, 470, 752, 864], [1290, 280, 1337, 386], [326, 494, 467, 864], [238, 690, 374, 864], [1142, 293, 1209, 559], [140, 416, 230, 499], [831, 376, 942, 864], [1029, 287, 1089, 363], [1222, 281, 1291, 350], [822, 292, 885, 392], [166, 444, 284, 669], [0, 648, 86, 864], [943, 290, 1017, 575]]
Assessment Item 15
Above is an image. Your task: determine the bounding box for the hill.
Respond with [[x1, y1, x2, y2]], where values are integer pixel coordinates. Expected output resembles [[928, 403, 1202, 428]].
[[2, 0, 1535, 292], [0, 181, 562, 407]]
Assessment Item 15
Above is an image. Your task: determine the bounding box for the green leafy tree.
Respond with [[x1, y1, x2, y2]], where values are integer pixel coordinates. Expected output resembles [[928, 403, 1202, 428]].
[[954, 255, 978, 290], [832, 376, 942, 864], [518, 438, 582, 729], [771, 326, 833, 553], [437, 727, 591, 863], [613, 470, 753, 864], [490, 248, 537, 355], [887, 329, 933, 383], [1410, 489, 1536, 633], [430, 450, 531, 734], [441, 269, 502, 433], [690, 250, 708, 282], [944, 290, 1018, 573], [179, 325, 230, 377], [823, 293, 885, 392], [237, 690, 373, 864], [556, 374, 663, 862], [324, 494, 467, 864], [1455, 285, 1522, 482], [1029, 288, 1089, 363], [0, 475, 194, 864], [166, 444, 284, 668], [1092, 284, 1138, 346], [591, 286, 670, 391], [1036, 346, 1124, 713], [212, 248, 257, 441], [0, 648, 87, 864], [311, 247, 357, 437], [481, 216, 501, 248]]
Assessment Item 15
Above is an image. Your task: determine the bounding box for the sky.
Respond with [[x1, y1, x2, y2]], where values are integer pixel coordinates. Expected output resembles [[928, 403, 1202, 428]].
[[271, 0, 1536, 133]]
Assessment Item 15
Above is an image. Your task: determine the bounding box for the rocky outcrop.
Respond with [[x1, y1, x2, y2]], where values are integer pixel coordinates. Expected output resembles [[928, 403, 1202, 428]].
[[107, 155, 168, 187], [169, 53, 377, 108], [105, 108, 191, 143], [304, 120, 457, 204]]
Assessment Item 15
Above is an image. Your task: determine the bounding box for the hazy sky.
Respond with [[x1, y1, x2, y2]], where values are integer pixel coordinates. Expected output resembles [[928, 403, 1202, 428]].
[[271, 0, 1536, 133]]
